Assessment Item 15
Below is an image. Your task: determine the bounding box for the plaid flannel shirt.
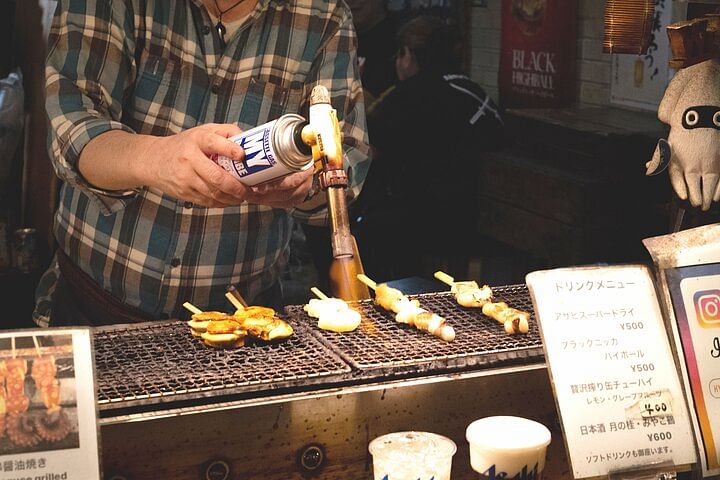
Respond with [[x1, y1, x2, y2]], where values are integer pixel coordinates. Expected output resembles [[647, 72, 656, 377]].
[[40, 0, 370, 322]]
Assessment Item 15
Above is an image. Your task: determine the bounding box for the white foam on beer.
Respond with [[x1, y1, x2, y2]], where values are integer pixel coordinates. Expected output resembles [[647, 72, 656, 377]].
[[466, 416, 551, 450]]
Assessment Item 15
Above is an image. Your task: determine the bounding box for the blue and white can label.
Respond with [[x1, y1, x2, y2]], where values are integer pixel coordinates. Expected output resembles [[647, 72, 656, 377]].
[[213, 114, 312, 186]]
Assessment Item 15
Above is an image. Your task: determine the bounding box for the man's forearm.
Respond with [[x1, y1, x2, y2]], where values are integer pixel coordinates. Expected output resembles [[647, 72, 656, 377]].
[[78, 130, 161, 190]]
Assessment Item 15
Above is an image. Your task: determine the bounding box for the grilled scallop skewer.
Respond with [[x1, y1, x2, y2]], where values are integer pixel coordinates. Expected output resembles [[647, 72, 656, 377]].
[[356, 274, 455, 342], [482, 302, 530, 334], [182, 301, 293, 348], [434, 271, 493, 308], [304, 287, 361, 333]]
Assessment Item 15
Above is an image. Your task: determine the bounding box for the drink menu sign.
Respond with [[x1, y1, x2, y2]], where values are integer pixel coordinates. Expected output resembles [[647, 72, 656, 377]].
[[0, 329, 101, 480], [499, 0, 577, 108], [527, 265, 696, 479]]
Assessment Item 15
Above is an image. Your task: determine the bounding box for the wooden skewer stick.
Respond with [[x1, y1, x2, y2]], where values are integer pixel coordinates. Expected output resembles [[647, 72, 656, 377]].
[[11, 337, 15, 359], [434, 271, 455, 287], [182, 302, 202, 315], [32, 336, 42, 357], [356, 274, 377, 291], [225, 292, 245, 311], [310, 287, 329, 300], [226, 285, 249, 308]]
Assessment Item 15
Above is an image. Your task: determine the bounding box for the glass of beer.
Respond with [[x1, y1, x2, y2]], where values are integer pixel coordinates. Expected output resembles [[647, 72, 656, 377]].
[[369, 431, 457, 480], [466, 416, 551, 480]]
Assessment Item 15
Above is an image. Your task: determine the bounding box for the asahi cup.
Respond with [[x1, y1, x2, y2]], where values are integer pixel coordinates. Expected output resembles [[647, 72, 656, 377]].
[[369, 431, 457, 480], [466, 416, 551, 480]]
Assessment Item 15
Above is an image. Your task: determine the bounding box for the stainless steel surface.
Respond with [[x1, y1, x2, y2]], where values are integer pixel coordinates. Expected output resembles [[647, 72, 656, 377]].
[[286, 286, 543, 376], [101, 366, 571, 480]]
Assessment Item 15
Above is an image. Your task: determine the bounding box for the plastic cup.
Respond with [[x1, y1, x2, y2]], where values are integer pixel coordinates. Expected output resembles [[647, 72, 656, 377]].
[[369, 431, 457, 480], [466, 416, 551, 479]]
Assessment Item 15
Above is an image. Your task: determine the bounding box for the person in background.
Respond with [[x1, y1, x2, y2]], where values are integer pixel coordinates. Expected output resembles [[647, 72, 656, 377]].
[[351, 15, 504, 282], [34, 0, 370, 326], [346, 0, 398, 105]]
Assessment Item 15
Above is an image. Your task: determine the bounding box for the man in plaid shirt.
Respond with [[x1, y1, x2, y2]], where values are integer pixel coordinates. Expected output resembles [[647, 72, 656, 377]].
[[36, 0, 370, 326]]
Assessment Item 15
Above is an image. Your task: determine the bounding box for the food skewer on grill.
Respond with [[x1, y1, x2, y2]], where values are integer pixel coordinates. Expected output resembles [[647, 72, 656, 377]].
[[357, 274, 455, 342], [182, 300, 293, 348], [482, 301, 530, 335], [434, 271, 493, 308], [183, 301, 248, 348], [233, 307, 294, 342], [226, 285, 249, 308], [303, 287, 361, 333], [225, 292, 246, 312]]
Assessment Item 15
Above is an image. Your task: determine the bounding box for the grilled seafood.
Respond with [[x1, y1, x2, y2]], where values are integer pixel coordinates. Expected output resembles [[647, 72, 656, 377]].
[[434, 271, 493, 308], [357, 274, 455, 342], [482, 301, 530, 334], [304, 297, 361, 333], [186, 303, 293, 348], [187, 311, 228, 336]]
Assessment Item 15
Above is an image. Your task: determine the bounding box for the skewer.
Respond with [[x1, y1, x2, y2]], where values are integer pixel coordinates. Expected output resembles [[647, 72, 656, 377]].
[[310, 287, 329, 300], [434, 271, 455, 287], [11, 337, 15, 359], [32, 336, 42, 357], [356, 274, 377, 291], [436, 270, 493, 308], [357, 273, 455, 342], [226, 285, 249, 308], [225, 292, 245, 311], [182, 302, 202, 315]]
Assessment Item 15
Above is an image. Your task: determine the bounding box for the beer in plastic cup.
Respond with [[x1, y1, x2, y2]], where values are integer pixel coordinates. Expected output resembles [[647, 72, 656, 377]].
[[368, 431, 457, 480], [466, 416, 551, 480]]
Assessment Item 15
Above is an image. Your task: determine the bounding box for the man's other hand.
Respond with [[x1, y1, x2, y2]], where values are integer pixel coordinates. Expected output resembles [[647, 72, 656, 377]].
[[245, 168, 314, 209]]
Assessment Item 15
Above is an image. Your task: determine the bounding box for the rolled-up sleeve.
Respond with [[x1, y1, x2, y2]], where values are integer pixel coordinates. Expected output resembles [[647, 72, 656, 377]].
[[293, 6, 372, 226], [45, 0, 138, 215]]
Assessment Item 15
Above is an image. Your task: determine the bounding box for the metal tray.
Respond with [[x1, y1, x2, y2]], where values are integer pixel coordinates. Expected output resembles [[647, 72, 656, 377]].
[[285, 285, 544, 378], [93, 317, 352, 414]]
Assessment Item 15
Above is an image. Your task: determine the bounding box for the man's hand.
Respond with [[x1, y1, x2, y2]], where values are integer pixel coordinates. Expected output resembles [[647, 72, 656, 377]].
[[246, 168, 314, 209], [144, 123, 249, 207]]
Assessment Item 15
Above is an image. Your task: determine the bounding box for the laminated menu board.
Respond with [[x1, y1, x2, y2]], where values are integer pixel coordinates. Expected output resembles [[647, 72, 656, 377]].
[[527, 265, 697, 479], [644, 224, 720, 478], [0, 329, 100, 480]]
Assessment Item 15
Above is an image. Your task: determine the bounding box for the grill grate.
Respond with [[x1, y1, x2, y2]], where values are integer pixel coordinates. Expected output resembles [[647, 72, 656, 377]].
[[285, 285, 544, 376], [93, 319, 351, 410]]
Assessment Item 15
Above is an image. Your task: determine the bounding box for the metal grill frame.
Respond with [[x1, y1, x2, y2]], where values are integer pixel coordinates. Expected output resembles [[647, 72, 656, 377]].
[[93, 318, 352, 415], [285, 285, 544, 378]]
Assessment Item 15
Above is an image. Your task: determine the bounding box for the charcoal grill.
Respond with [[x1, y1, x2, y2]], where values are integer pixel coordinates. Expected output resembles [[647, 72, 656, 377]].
[[93, 318, 351, 414], [96, 285, 567, 480], [286, 284, 543, 377]]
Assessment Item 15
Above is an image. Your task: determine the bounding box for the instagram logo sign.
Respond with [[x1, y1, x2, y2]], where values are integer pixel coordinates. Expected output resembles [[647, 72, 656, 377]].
[[694, 290, 720, 328]]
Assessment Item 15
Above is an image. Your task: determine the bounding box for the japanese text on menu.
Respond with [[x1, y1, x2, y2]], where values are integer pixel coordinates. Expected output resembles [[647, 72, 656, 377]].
[[527, 265, 696, 479]]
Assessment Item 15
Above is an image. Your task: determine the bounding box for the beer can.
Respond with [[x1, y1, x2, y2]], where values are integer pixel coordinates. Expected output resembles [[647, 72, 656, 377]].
[[12, 228, 38, 274], [214, 114, 313, 186]]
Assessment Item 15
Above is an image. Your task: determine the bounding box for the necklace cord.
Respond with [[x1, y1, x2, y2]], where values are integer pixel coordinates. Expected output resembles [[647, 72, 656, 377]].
[[210, 0, 247, 48], [212, 0, 247, 18]]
